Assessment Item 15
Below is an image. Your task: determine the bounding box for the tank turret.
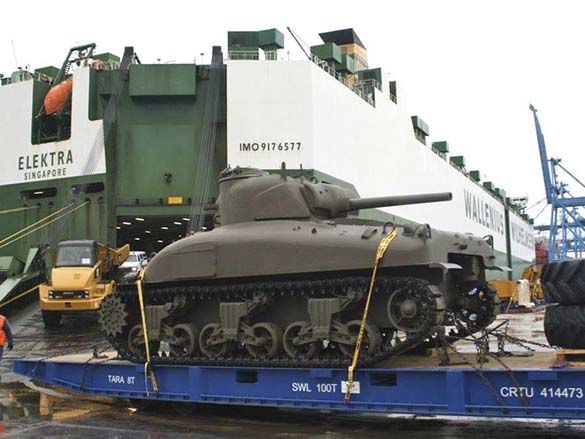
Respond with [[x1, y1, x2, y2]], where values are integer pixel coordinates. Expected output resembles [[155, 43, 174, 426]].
[[100, 166, 500, 369], [217, 165, 452, 225]]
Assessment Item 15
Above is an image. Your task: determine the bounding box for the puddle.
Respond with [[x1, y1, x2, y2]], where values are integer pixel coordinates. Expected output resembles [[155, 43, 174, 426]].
[[0, 381, 110, 435]]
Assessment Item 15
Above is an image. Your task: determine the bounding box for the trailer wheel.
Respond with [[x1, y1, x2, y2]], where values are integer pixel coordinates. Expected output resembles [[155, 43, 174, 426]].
[[545, 304, 585, 348], [42, 310, 62, 328]]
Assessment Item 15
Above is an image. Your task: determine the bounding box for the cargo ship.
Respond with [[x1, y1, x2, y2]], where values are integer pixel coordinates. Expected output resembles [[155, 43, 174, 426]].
[[0, 28, 534, 303]]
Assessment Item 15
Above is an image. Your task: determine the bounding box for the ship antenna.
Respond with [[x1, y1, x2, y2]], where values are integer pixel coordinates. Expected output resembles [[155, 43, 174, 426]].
[[11, 40, 19, 69], [286, 27, 311, 61]]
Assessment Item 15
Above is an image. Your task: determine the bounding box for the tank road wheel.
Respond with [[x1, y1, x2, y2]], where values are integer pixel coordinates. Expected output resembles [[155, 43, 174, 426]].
[[283, 321, 322, 360], [199, 323, 230, 358], [245, 322, 283, 359], [42, 310, 62, 329], [387, 282, 444, 333], [338, 320, 382, 359], [127, 324, 160, 357], [169, 324, 200, 357]]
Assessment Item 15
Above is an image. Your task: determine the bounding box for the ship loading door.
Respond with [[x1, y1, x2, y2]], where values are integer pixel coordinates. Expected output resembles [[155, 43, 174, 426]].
[[115, 215, 214, 256]]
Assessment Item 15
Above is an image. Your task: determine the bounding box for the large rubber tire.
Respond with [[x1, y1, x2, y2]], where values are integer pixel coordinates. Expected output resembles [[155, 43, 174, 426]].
[[541, 260, 585, 305], [42, 310, 62, 328], [545, 304, 585, 348]]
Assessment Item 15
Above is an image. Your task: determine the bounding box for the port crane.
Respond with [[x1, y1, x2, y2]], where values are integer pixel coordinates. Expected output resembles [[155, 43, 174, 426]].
[[530, 104, 585, 260]]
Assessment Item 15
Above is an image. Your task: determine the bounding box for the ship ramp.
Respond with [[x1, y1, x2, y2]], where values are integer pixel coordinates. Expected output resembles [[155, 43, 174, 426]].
[[0, 248, 46, 309]]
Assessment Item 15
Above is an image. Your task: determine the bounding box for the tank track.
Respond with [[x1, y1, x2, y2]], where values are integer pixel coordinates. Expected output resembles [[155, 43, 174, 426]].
[[101, 275, 444, 368]]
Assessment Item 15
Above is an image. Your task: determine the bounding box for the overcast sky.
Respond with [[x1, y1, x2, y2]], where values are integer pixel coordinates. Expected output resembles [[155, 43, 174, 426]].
[[2, 0, 584, 229]]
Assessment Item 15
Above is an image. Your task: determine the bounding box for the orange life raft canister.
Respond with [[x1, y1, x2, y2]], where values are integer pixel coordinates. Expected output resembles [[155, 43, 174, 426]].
[[43, 78, 73, 115]]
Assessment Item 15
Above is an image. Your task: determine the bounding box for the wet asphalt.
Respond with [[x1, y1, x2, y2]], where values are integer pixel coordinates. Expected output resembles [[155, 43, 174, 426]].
[[0, 303, 584, 437]]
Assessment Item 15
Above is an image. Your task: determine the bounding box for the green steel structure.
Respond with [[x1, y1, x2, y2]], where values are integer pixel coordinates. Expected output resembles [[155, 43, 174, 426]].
[[0, 46, 228, 281]]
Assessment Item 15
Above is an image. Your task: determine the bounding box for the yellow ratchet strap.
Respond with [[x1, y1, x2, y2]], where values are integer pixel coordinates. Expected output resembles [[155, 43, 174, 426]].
[[344, 226, 398, 405], [136, 269, 159, 396]]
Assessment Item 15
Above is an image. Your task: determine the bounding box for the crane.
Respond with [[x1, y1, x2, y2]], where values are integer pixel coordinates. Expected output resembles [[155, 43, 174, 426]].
[[530, 104, 585, 260]]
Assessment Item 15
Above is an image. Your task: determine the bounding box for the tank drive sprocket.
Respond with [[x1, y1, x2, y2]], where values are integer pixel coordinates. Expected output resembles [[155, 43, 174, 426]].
[[98, 293, 128, 338]]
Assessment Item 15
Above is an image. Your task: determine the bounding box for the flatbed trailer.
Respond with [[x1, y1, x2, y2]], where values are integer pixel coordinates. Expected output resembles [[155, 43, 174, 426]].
[[13, 351, 585, 421]]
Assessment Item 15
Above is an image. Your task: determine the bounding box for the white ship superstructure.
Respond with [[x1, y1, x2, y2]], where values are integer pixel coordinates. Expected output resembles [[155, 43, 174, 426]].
[[226, 28, 534, 277]]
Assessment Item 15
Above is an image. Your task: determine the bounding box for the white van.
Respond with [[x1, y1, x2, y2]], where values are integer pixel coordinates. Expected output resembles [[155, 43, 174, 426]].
[[119, 251, 148, 274]]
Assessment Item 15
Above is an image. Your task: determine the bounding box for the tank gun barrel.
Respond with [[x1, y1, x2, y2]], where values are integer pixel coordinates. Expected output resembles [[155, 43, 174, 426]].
[[348, 192, 452, 211]]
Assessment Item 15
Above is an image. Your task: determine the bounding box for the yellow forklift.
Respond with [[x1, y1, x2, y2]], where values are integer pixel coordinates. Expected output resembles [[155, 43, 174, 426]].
[[39, 240, 129, 328], [490, 264, 544, 308]]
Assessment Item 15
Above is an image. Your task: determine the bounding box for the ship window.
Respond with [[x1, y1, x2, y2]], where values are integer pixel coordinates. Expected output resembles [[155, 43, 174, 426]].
[[71, 182, 105, 194], [389, 81, 397, 104], [20, 187, 57, 200]]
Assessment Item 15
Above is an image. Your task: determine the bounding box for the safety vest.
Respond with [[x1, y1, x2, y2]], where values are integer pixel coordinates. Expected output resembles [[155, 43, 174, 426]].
[[0, 315, 6, 346]]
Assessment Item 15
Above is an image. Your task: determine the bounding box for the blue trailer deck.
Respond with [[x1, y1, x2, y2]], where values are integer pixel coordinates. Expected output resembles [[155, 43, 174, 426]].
[[13, 351, 585, 420]]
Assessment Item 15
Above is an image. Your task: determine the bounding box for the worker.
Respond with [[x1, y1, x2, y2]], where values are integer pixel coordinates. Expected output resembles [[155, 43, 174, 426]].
[[0, 314, 13, 380]]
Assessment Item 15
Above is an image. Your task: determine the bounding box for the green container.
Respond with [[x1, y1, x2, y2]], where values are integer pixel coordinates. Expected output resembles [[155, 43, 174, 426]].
[[432, 141, 449, 154], [93, 53, 120, 63], [450, 156, 466, 167], [228, 31, 259, 50], [469, 170, 481, 182], [258, 28, 284, 50], [35, 66, 59, 79], [336, 54, 355, 73], [357, 68, 382, 84], [411, 116, 429, 136], [129, 64, 196, 97], [310, 43, 342, 64], [483, 181, 494, 191]]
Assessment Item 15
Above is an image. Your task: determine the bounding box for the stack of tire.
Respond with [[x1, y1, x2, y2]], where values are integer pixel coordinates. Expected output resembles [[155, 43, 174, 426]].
[[543, 259, 585, 348]]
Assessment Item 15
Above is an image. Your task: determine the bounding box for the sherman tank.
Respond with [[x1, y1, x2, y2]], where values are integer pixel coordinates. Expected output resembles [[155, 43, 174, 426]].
[[99, 165, 500, 367]]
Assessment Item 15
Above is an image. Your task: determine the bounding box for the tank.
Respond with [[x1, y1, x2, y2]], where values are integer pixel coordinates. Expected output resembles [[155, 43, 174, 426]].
[[99, 165, 501, 367]]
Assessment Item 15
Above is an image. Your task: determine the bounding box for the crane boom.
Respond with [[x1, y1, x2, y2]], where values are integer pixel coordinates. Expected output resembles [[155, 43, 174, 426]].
[[529, 104, 555, 204]]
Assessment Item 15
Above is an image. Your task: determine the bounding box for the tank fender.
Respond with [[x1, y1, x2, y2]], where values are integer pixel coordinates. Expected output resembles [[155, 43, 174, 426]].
[[428, 262, 462, 270], [144, 242, 216, 282], [488, 265, 513, 272]]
